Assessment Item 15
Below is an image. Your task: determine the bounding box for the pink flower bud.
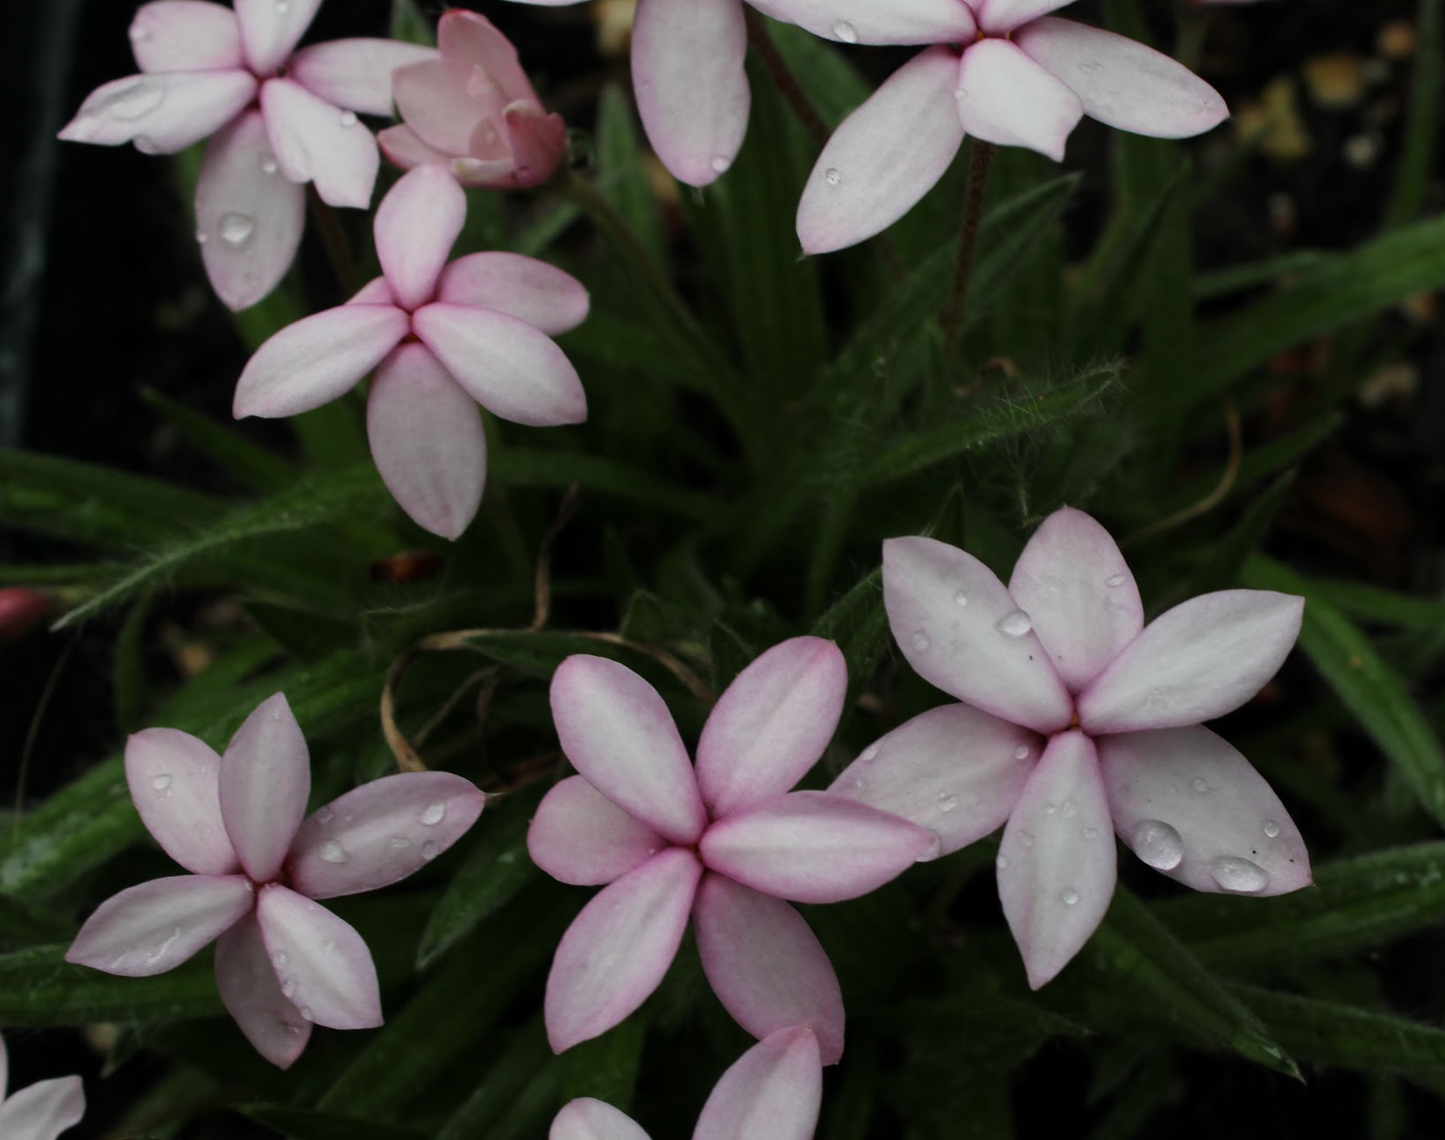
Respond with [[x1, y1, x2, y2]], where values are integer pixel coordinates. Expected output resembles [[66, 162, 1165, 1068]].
[[0, 588, 51, 642]]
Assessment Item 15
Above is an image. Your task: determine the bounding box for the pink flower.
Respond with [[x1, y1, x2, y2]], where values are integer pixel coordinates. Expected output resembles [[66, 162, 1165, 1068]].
[[784, 0, 1228, 252], [65, 693, 485, 1068], [498, 0, 750, 186], [379, 10, 567, 189], [0, 1035, 85, 1140], [0, 588, 51, 643], [551, 1027, 822, 1140], [57, 1, 436, 310], [531, 639, 936, 1063], [831, 508, 1311, 989], [232, 164, 589, 539]]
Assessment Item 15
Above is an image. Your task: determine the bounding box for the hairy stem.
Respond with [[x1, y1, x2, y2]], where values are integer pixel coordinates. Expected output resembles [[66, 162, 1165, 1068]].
[[941, 140, 995, 350], [743, 7, 830, 149]]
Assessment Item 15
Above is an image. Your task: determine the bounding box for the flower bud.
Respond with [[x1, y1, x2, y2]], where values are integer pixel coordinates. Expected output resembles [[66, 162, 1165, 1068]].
[[0, 588, 51, 643]]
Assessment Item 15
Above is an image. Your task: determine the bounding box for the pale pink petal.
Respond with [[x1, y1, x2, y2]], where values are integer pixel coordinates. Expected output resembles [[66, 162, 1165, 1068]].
[[548, 655, 706, 845], [747, 0, 975, 44], [366, 343, 487, 540], [377, 123, 454, 173], [632, 0, 748, 186], [550, 1100, 651, 1140], [1007, 507, 1143, 694], [696, 638, 846, 820], [1099, 726, 1311, 896], [392, 58, 488, 154], [65, 874, 254, 977], [955, 39, 1083, 162], [233, 304, 409, 418], [129, 1, 243, 72], [544, 848, 702, 1052], [829, 704, 1039, 858], [58, 70, 255, 154], [882, 536, 1075, 734], [0, 1032, 7, 1098], [195, 109, 306, 312], [693, 1027, 823, 1140], [528, 776, 667, 887], [412, 302, 587, 426], [348, 276, 394, 305], [1016, 18, 1229, 138], [374, 165, 466, 310], [1077, 590, 1304, 734], [699, 790, 935, 904], [233, 0, 322, 76], [125, 727, 237, 875], [289, 38, 439, 117], [439, 10, 539, 103], [255, 885, 382, 1029], [502, 102, 568, 188], [288, 771, 485, 899], [260, 77, 379, 208], [972, 0, 1075, 34], [996, 731, 1115, 989], [0, 1076, 85, 1140], [437, 253, 590, 335], [214, 914, 312, 1068], [693, 875, 844, 1065], [796, 47, 965, 255], [218, 692, 311, 884]]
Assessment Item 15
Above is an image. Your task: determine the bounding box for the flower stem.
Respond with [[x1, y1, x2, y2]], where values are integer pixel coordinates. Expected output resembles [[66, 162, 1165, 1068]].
[[941, 140, 995, 351], [743, 7, 830, 149], [306, 186, 361, 298]]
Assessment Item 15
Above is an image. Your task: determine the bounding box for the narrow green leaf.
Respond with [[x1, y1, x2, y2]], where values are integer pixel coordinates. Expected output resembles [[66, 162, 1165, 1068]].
[[764, 20, 871, 127], [435, 1021, 553, 1140], [1179, 471, 1295, 598], [489, 448, 718, 521], [243, 1106, 425, 1140], [0, 944, 221, 1024], [1306, 579, 1445, 634], [595, 85, 665, 268], [113, 594, 154, 734], [1233, 984, 1445, 1073], [1161, 413, 1341, 516], [0, 893, 76, 948], [1192, 250, 1332, 302], [559, 1016, 646, 1106], [810, 567, 886, 702], [140, 387, 298, 494], [389, 0, 435, 46], [1383, 0, 1442, 227]]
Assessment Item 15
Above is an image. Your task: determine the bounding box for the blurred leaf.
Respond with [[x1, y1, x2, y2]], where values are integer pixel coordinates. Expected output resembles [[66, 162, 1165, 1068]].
[[243, 600, 358, 660], [389, 0, 435, 46], [0, 893, 75, 948], [1235, 984, 1445, 1072], [141, 387, 298, 494], [1384, 0, 1442, 227], [764, 20, 870, 127], [0, 944, 221, 1024], [1307, 579, 1445, 634], [559, 1015, 646, 1106], [1193, 250, 1332, 302], [435, 1020, 553, 1140], [1161, 413, 1340, 515], [810, 566, 886, 709], [243, 1106, 425, 1140], [113, 593, 154, 734], [490, 448, 718, 521], [1180, 471, 1295, 597], [595, 84, 665, 268]]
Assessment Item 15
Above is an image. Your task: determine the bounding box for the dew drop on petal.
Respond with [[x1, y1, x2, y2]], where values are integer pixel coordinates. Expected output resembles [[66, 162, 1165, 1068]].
[[1262, 819, 1281, 838], [1082, 827, 1099, 840], [860, 744, 879, 762], [995, 609, 1033, 638], [937, 791, 958, 814], [419, 800, 446, 826], [710, 155, 730, 174], [420, 840, 439, 860], [911, 632, 931, 652], [995, 854, 1008, 869], [832, 19, 858, 42], [299, 1006, 314, 1021], [281, 978, 297, 998], [275, 0, 291, 12], [824, 167, 842, 187], [1078, 60, 1102, 75], [218, 211, 255, 246], [388, 836, 412, 849], [953, 590, 970, 607], [918, 833, 942, 861], [260, 154, 278, 175], [1191, 777, 1209, 794], [271, 951, 288, 969], [129, 23, 150, 42], [195, 229, 208, 244], [318, 840, 347, 864], [151, 774, 173, 793], [1105, 573, 1127, 587], [1131, 819, 1183, 871], [1060, 887, 1079, 906], [316, 806, 334, 825], [1017, 830, 1034, 849], [339, 110, 358, 128], [1013, 744, 1031, 761], [1044, 801, 1057, 815], [1210, 856, 1270, 894], [1060, 798, 1077, 819]]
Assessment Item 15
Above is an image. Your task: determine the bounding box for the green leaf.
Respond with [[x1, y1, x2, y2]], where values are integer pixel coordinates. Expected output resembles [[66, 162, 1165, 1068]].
[[559, 1015, 646, 1106], [0, 893, 76, 948], [1306, 579, 1445, 634], [140, 387, 298, 494], [764, 20, 871, 127], [1383, 0, 1442, 227], [243, 1106, 426, 1140], [434, 1021, 553, 1140], [0, 944, 222, 1024], [1178, 471, 1295, 598], [1233, 984, 1445, 1073], [490, 448, 718, 521], [113, 594, 154, 734], [810, 566, 886, 704], [594, 85, 665, 268], [389, 0, 435, 46], [1160, 413, 1341, 516]]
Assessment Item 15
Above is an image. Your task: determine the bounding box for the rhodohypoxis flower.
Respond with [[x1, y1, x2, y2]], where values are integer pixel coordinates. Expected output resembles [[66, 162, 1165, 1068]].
[[233, 164, 588, 539], [0, 1035, 84, 1140], [380, 9, 566, 188], [531, 639, 935, 1062], [786, 0, 1228, 252], [831, 508, 1311, 988], [551, 1028, 822, 1140], [66, 693, 484, 1068], [58, 0, 435, 309]]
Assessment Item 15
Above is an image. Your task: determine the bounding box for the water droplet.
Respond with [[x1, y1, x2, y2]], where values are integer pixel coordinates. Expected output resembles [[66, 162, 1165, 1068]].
[[317, 806, 334, 825], [1013, 744, 1030, 761], [1210, 856, 1270, 894], [420, 800, 447, 826], [339, 110, 358, 127], [1060, 798, 1077, 819], [1262, 819, 1280, 838], [823, 166, 842, 186], [860, 744, 879, 762], [195, 229, 208, 244], [388, 836, 412, 849], [218, 211, 255, 245], [260, 154, 278, 175], [108, 76, 165, 121], [1131, 819, 1184, 871], [420, 840, 440, 860], [996, 609, 1033, 638], [319, 840, 347, 864], [1105, 573, 1126, 587], [271, 951, 288, 969], [1191, 777, 1209, 794], [919, 833, 942, 861], [1060, 887, 1079, 906], [339, 808, 355, 824], [953, 590, 969, 606], [832, 19, 858, 42], [275, 0, 291, 12], [1078, 60, 1102, 74], [286, 1023, 303, 1035], [710, 155, 730, 174], [281, 978, 297, 998], [911, 632, 931, 652], [1083, 827, 1099, 840], [1017, 830, 1034, 849], [937, 791, 958, 814], [1044, 802, 1057, 816], [299, 1006, 314, 1021], [852, 777, 865, 791], [996, 854, 1009, 869], [151, 774, 173, 792], [129, 23, 150, 42]]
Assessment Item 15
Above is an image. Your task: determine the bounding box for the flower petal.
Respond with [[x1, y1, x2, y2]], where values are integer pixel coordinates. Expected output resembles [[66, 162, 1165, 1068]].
[[125, 727, 237, 875], [218, 692, 311, 884], [130, 1, 243, 72], [58, 70, 255, 154], [699, 790, 935, 904], [882, 536, 1075, 734], [437, 252, 590, 335], [544, 848, 702, 1052], [65, 874, 254, 977], [0, 1076, 85, 1140], [439, 10, 538, 103], [195, 109, 306, 312], [255, 885, 382, 1029], [289, 38, 439, 117], [550, 1099, 651, 1140], [955, 38, 1083, 162], [1016, 18, 1228, 138], [0, 1032, 6, 1099], [377, 122, 454, 173], [412, 302, 587, 426], [1007, 507, 1142, 694], [1099, 726, 1311, 896], [693, 1027, 823, 1140], [348, 276, 394, 305], [234, 0, 322, 76], [696, 637, 846, 819], [829, 703, 1039, 858], [233, 303, 408, 418], [392, 58, 488, 154], [260, 77, 379, 208], [693, 875, 844, 1065], [796, 47, 965, 255], [632, 0, 749, 186], [528, 776, 667, 887], [548, 655, 707, 844], [287, 771, 485, 899], [366, 343, 487, 540], [214, 914, 312, 1068], [374, 165, 466, 311], [972, 0, 1074, 34], [1076, 590, 1304, 734], [996, 730, 1115, 989], [748, 0, 975, 45], [502, 102, 567, 188]]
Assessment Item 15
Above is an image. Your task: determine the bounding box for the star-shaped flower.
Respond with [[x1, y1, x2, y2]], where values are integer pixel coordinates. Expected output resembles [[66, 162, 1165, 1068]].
[[65, 693, 485, 1068], [0, 1035, 84, 1140], [530, 639, 936, 1063], [58, 0, 436, 309], [832, 508, 1311, 988]]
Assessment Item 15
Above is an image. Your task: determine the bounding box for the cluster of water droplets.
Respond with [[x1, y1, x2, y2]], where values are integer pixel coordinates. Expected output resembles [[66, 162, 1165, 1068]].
[[1129, 816, 1275, 894]]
